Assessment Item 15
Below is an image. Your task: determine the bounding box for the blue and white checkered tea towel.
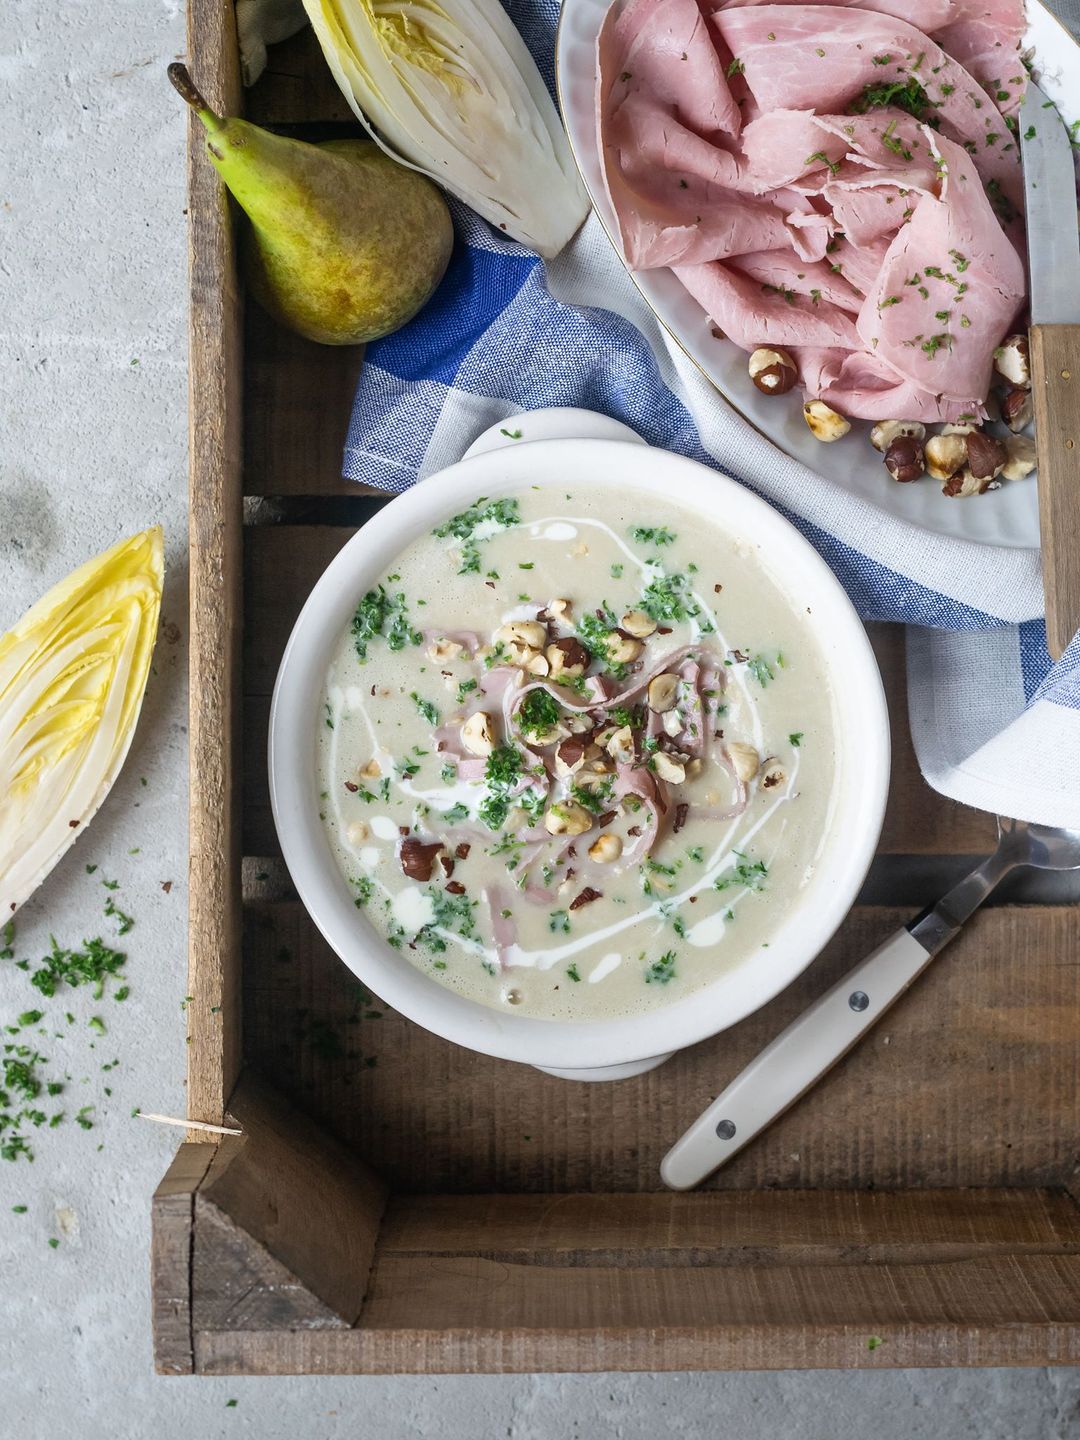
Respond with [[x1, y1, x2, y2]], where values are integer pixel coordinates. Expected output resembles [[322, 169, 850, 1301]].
[[338, 0, 1080, 832]]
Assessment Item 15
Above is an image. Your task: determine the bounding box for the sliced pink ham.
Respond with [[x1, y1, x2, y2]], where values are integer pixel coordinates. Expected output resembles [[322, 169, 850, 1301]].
[[675, 259, 861, 350], [595, 0, 1027, 424], [712, 7, 1022, 205], [856, 130, 1024, 406]]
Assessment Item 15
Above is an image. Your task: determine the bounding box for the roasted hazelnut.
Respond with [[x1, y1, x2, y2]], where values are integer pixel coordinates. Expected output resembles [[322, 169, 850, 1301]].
[[620, 609, 657, 639], [646, 673, 679, 713], [728, 741, 760, 782], [870, 419, 925, 453], [1000, 385, 1034, 433], [546, 636, 589, 679], [993, 333, 1030, 388], [652, 750, 687, 784], [495, 620, 547, 651], [605, 631, 644, 666], [554, 736, 587, 778], [426, 636, 463, 662], [883, 434, 925, 483], [605, 724, 636, 767], [461, 711, 495, 757], [543, 802, 594, 837], [965, 430, 1008, 480], [588, 833, 623, 864], [925, 432, 968, 482], [803, 399, 851, 442], [399, 838, 444, 882], [759, 757, 786, 790], [943, 469, 996, 498], [749, 347, 798, 395], [1001, 434, 1036, 481]]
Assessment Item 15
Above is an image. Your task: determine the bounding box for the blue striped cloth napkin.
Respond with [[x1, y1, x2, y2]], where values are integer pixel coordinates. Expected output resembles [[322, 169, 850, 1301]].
[[340, 0, 1080, 829]]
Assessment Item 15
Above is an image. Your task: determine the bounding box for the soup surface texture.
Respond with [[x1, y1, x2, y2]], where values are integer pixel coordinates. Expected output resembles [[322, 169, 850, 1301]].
[[318, 485, 838, 1022]]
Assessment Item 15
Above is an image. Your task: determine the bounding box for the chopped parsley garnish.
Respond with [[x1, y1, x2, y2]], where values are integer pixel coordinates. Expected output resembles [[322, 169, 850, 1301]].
[[726, 57, 744, 77], [477, 745, 522, 830], [567, 963, 582, 982], [880, 119, 913, 161], [610, 562, 624, 579], [644, 951, 677, 985], [638, 571, 700, 624], [714, 851, 769, 893], [747, 654, 775, 687], [789, 732, 804, 747], [852, 75, 930, 118], [27, 936, 127, 1001], [920, 333, 950, 358], [518, 688, 562, 737], [577, 606, 629, 678], [434, 497, 520, 578], [570, 778, 615, 814], [440, 762, 456, 784], [442, 803, 470, 824], [549, 910, 570, 934], [630, 525, 677, 547], [456, 678, 478, 704], [805, 150, 841, 176], [409, 692, 440, 727], [351, 586, 422, 662]]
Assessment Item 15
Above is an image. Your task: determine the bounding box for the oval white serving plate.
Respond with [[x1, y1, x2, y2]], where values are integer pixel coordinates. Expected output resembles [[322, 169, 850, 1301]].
[[269, 437, 890, 1074], [556, 0, 1080, 550]]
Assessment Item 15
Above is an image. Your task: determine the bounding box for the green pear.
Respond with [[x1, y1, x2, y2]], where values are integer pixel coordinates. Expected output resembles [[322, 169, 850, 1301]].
[[168, 64, 453, 345]]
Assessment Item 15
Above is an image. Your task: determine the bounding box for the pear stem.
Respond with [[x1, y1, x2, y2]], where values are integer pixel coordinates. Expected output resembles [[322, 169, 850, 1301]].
[[167, 63, 225, 133]]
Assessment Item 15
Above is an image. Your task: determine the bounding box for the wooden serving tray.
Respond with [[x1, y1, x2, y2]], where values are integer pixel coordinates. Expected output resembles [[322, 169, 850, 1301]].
[[152, 0, 1080, 1375]]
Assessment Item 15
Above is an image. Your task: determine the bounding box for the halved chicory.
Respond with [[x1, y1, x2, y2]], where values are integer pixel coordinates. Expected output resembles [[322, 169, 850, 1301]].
[[0, 528, 164, 919], [301, 0, 590, 258]]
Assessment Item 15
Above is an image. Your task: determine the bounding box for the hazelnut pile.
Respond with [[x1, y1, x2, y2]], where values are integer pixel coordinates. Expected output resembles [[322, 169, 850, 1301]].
[[745, 335, 1037, 498]]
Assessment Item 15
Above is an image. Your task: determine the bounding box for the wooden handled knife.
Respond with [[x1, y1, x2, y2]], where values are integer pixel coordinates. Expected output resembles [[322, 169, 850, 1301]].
[[1020, 80, 1080, 659]]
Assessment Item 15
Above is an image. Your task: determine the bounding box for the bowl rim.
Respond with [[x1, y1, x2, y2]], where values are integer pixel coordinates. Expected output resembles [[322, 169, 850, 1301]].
[[269, 437, 891, 1069]]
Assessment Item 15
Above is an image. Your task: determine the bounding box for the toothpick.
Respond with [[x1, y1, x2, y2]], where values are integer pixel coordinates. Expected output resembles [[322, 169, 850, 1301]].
[[135, 1110, 242, 1136]]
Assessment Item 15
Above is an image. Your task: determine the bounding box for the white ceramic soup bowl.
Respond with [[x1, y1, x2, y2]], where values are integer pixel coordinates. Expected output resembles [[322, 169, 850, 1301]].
[[269, 437, 890, 1081]]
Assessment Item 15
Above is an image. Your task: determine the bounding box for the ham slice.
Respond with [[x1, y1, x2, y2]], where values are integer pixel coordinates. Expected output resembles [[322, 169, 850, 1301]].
[[856, 131, 1024, 406], [713, 7, 1022, 205], [596, 0, 1027, 424]]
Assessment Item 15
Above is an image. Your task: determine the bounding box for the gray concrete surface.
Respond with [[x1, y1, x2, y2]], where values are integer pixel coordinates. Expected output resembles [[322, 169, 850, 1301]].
[[1, 1, 1079, 1435]]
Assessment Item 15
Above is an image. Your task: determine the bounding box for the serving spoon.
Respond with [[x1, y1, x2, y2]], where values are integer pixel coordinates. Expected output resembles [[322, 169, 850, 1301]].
[[660, 817, 1080, 1190]]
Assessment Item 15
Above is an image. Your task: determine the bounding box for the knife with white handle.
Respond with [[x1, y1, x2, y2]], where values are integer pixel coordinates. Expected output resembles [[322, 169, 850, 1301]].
[[1020, 81, 1080, 660], [660, 820, 1046, 1190]]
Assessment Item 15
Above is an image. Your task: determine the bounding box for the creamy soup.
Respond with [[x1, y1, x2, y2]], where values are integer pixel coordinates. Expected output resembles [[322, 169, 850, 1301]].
[[317, 485, 838, 1022]]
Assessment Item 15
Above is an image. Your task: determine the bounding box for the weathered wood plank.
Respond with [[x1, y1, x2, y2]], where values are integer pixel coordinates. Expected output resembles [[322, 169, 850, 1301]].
[[243, 304, 363, 497], [194, 1254, 1080, 1372], [242, 902, 1080, 1193], [245, 25, 354, 127], [377, 1188, 1080, 1266], [192, 1070, 387, 1329], [185, 0, 245, 1129], [151, 1143, 215, 1375]]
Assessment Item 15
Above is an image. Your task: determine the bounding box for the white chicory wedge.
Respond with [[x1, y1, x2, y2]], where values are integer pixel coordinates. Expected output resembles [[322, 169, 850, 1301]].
[[301, 0, 590, 258], [0, 527, 164, 920]]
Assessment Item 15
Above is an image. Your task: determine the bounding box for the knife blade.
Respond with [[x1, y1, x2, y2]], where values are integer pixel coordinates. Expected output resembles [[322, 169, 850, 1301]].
[[1020, 81, 1080, 325]]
